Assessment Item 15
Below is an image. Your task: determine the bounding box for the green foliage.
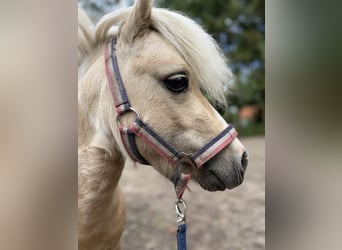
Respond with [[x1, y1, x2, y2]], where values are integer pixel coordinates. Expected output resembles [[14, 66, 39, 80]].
[[156, 0, 264, 135], [235, 122, 265, 137]]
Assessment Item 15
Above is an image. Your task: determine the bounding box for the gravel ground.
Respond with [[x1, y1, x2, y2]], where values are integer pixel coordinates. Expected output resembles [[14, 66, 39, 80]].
[[119, 136, 265, 250]]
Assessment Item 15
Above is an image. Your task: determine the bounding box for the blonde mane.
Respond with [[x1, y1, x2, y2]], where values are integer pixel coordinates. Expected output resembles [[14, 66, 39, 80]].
[[79, 7, 232, 105]]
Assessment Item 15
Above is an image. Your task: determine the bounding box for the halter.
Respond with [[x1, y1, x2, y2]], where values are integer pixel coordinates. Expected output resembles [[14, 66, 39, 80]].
[[105, 36, 238, 250], [105, 36, 238, 198]]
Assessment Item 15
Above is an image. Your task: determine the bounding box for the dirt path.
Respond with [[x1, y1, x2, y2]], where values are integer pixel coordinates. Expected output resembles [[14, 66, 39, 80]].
[[119, 136, 265, 250]]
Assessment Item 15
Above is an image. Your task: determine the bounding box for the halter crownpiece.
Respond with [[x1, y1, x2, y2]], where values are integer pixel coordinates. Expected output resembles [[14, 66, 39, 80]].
[[105, 36, 238, 198]]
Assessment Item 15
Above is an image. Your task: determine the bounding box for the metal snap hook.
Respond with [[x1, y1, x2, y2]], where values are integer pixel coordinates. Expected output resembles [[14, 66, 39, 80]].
[[175, 199, 187, 223]]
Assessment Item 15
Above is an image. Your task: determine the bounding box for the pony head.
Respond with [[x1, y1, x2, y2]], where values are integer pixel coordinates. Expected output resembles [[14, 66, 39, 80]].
[[79, 0, 248, 192]]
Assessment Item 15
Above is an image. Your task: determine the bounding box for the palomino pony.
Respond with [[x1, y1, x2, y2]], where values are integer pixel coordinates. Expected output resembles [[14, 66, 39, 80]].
[[78, 0, 248, 249]]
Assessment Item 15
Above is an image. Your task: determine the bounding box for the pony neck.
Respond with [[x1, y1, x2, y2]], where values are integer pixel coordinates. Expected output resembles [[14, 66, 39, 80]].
[[78, 48, 127, 175], [78, 50, 127, 248]]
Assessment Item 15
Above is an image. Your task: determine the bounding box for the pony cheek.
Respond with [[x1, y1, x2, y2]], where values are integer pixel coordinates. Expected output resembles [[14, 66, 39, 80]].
[[151, 158, 176, 181], [135, 139, 176, 180]]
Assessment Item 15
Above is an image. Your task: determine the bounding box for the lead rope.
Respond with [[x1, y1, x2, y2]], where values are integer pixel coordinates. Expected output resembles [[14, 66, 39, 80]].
[[174, 172, 191, 250], [175, 199, 187, 250]]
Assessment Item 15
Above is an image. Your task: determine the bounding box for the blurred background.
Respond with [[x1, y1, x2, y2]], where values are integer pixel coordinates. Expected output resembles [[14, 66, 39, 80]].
[[78, 0, 265, 137], [1, 0, 341, 250], [77, 1, 265, 249]]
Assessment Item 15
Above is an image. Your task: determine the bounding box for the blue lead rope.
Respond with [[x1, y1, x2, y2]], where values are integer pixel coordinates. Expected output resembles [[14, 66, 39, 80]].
[[175, 199, 188, 250], [177, 223, 187, 250]]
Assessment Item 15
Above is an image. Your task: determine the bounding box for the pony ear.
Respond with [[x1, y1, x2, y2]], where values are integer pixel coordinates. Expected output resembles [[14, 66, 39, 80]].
[[120, 0, 152, 43]]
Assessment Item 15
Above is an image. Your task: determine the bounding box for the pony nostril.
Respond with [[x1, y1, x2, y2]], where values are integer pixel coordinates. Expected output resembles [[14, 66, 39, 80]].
[[241, 150, 248, 170]]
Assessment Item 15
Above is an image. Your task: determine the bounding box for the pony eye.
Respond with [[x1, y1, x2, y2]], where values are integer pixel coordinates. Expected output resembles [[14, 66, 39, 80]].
[[163, 74, 188, 93]]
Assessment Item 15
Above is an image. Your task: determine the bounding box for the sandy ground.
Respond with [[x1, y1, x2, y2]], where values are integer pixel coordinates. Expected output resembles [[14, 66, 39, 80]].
[[119, 136, 265, 250]]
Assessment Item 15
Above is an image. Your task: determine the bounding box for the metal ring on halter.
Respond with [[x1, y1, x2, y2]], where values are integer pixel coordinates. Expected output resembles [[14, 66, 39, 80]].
[[116, 107, 141, 127], [175, 153, 197, 174], [175, 199, 187, 223]]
